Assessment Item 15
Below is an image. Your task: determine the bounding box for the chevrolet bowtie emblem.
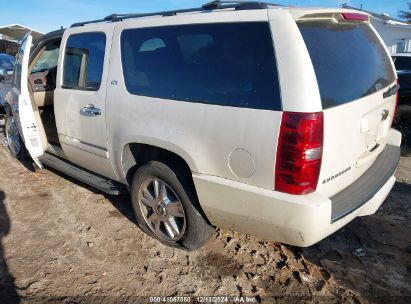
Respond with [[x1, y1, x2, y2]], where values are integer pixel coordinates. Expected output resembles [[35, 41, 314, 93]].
[[381, 109, 389, 121]]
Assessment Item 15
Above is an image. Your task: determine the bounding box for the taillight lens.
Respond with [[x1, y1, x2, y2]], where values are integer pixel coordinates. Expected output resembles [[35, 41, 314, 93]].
[[391, 79, 399, 127], [275, 112, 324, 195], [395, 79, 399, 115]]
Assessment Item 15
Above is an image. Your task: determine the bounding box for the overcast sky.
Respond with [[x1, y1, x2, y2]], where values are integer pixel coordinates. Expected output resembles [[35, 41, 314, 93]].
[[1, 0, 409, 34]]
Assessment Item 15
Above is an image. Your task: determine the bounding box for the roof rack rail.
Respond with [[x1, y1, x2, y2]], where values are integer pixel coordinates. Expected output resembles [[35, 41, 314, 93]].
[[71, 18, 110, 28], [103, 7, 206, 23], [71, 1, 283, 28]]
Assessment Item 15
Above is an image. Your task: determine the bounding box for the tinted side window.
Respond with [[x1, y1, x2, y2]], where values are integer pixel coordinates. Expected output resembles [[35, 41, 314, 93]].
[[299, 20, 396, 109], [121, 23, 281, 110], [63, 32, 106, 90]]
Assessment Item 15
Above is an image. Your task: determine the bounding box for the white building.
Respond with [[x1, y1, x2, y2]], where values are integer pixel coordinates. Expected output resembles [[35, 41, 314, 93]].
[[371, 15, 411, 54], [344, 5, 411, 54]]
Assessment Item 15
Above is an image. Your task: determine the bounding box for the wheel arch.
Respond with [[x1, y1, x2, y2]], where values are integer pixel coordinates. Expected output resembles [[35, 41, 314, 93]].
[[120, 142, 198, 186], [121, 142, 214, 233]]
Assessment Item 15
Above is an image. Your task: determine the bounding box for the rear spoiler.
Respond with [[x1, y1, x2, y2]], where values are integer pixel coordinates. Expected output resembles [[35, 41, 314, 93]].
[[289, 9, 371, 23]]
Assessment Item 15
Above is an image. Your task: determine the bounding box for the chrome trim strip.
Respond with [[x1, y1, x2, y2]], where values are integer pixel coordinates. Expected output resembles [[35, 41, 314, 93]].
[[59, 134, 109, 158]]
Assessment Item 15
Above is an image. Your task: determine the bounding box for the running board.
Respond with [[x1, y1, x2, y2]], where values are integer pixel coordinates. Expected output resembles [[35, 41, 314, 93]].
[[40, 152, 128, 195]]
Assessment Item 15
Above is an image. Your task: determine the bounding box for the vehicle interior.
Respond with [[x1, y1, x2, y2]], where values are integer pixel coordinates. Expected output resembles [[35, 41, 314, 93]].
[[28, 38, 61, 146]]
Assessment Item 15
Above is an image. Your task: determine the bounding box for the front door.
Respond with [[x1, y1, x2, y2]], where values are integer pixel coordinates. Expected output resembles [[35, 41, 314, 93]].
[[14, 32, 48, 168], [54, 28, 117, 179]]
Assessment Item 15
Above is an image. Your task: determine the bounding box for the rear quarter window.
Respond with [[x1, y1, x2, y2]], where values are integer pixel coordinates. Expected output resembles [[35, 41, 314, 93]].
[[120, 22, 281, 111], [299, 20, 396, 109]]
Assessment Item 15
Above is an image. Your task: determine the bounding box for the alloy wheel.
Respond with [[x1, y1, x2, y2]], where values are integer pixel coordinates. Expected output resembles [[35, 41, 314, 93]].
[[5, 116, 21, 156], [138, 177, 186, 241]]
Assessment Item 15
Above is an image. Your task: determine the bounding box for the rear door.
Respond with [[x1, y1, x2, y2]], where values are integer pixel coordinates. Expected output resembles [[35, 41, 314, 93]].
[[297, 13, 398, 197], [14, 32, 48, 168]]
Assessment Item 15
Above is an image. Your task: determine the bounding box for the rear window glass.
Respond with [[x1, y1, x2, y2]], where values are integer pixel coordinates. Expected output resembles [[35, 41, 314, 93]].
[[392, 56, 411, 71], [299, 20, 396, 109], [121, 22, 281, 111]]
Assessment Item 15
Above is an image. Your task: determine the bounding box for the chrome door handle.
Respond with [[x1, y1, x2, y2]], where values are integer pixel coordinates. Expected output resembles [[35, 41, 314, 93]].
[[81, 104, 101, 117]]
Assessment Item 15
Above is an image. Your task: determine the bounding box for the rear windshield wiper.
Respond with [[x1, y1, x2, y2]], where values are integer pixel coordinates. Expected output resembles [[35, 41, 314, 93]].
[[383, 83, 400, 99]]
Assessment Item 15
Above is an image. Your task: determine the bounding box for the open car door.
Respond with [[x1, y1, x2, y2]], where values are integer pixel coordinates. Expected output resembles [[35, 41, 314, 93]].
[[17, 32, 48, 168]]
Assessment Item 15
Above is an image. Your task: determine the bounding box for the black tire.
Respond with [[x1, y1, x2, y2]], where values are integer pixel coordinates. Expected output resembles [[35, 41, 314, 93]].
[[394, 105, 411, 157], [4, 113, 28, 160], [130, 161, 214, 250]]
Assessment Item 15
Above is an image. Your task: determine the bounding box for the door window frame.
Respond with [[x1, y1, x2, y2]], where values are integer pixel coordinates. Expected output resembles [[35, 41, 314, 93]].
[[61, 31, 107, 92]]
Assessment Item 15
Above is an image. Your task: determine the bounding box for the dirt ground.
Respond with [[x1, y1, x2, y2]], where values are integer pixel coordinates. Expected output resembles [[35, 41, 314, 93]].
[[0, 119, 410, 304]]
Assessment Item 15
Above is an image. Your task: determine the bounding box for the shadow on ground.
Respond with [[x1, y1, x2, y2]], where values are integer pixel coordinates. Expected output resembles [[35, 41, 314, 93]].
[[0, 190, 20, 303], [44, 165, 137, 224]]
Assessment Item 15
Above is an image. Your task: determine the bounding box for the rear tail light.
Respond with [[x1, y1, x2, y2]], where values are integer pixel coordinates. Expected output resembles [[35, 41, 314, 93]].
[[275, 112, 324, 195], [391, 79, 399, 127], [395, 78, 399, 115], [342, 13, 369, 22]]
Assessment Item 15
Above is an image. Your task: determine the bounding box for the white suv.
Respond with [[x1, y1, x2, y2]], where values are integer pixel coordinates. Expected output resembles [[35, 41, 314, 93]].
[[3, 1, 401, 250]]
